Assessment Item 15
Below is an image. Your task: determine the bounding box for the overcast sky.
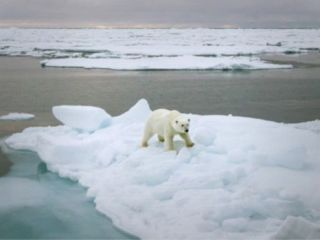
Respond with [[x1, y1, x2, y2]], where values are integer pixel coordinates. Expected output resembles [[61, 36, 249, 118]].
[[0, 0, 320, 28]]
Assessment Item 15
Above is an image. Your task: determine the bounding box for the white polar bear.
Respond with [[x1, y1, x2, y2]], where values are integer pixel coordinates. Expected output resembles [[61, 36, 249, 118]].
[[141, 109, 194, 151]]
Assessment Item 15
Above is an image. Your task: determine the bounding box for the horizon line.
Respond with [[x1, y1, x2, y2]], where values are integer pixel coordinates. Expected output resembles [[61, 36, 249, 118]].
[[1, 26, 320, 30]]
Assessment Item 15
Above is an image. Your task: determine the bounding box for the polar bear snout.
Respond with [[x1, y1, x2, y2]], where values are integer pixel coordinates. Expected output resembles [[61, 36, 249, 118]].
[[174, 119, 190, 134]]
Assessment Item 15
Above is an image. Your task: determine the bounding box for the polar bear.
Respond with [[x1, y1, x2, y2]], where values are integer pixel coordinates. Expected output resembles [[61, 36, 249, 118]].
[[141, 109, 194, 151]]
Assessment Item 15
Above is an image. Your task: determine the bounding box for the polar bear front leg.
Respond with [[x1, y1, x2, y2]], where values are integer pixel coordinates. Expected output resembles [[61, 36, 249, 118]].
[[180, 133, 194, 148], [164, 136, 174, 151], [164, 133, 174, 151]]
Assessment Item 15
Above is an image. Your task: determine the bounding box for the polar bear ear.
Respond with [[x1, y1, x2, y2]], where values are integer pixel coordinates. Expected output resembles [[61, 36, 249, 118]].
[[188, 119, 190, 122]]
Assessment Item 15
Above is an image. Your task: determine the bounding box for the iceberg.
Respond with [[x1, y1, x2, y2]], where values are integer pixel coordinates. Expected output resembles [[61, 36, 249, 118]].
[[52, 105, 112, 132], [5, 99, 320, 239]]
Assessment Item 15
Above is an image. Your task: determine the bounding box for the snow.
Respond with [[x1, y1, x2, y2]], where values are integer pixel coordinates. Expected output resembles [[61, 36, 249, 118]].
[[4, 99, 320, 239], [52, 105, 112, 132], [1, 28, 320, 70], [0, 112, 34, 120], [290, 120, 320, 134]]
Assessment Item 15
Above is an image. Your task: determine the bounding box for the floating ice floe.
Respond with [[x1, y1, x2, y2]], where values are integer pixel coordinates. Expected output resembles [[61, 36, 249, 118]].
[[0, 112, 34, 120], [52, 105, 112, 132], [41, 56, 292, 70], [5, 99, 320, 239]]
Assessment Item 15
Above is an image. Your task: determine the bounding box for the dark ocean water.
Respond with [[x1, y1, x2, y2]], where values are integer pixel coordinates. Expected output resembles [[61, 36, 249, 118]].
[[1, 57, 320, 125]]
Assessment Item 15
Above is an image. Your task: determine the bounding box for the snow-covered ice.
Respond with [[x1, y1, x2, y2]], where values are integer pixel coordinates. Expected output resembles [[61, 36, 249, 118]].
[[52, 105, 112, 132], [290, 120, 320, 135], [41, 55, 291, 70], [1, 28, 320, 70], [0, 112, 34, 120], [5, 99, 320, 239], [273, 216, 320, 239]]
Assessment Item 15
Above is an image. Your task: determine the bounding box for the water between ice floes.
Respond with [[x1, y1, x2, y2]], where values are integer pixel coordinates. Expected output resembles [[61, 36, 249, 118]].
[[0, 146, 138, 239]]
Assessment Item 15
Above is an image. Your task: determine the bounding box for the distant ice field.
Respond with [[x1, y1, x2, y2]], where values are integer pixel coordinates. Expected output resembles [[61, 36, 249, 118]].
[[0, 28, 319, 70]]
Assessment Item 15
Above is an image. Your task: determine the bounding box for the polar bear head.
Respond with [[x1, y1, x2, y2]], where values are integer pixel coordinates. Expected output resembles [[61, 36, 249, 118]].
[[172, 116, 191, 134]]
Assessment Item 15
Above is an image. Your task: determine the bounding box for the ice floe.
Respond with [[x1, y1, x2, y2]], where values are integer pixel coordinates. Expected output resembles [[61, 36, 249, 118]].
[[41, 55, 291, 70], [4, 99, 320, 239], [0, 112, 34, 120]]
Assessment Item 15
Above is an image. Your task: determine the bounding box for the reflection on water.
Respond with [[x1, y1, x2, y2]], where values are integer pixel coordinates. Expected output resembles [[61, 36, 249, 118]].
[[0, 147, 138, 239]]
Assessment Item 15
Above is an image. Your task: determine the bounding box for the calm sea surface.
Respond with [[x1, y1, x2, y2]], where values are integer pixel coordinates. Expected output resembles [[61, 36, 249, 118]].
[[1, 56, 320, 127]]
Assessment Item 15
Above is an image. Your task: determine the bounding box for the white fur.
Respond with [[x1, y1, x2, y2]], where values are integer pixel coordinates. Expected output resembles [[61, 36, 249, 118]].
[[141, 109, 194, 151]]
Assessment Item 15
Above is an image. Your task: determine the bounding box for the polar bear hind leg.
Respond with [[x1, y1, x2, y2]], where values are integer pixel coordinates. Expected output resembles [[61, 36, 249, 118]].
[[158, 135, 164, 142]]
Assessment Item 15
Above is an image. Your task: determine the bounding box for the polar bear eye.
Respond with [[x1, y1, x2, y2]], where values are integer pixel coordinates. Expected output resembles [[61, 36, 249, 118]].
[[181, 124, 184, 127], [176, 120, 178, 124]]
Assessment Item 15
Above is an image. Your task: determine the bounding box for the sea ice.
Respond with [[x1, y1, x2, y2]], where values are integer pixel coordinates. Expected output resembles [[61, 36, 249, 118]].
[[40, 55, 292, 70], [290, 120, 320, 134], [1, 28, 319, 70], [52, 105, 112, 132], [0, 112, 34, 120], [5, 99, 320, 239]]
